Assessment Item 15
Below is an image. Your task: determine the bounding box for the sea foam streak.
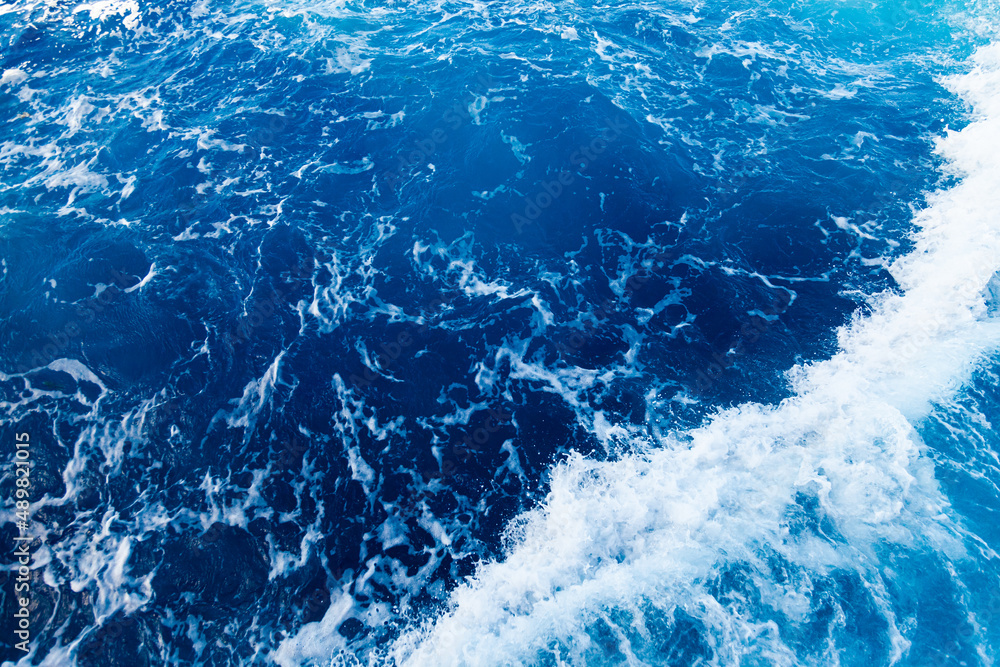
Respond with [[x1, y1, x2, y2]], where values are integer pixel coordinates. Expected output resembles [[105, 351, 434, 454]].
[[383, 43, 1000, 666]]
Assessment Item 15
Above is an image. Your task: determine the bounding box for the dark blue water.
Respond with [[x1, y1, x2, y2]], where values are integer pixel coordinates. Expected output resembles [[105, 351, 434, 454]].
[[1, 0, 999, 665]]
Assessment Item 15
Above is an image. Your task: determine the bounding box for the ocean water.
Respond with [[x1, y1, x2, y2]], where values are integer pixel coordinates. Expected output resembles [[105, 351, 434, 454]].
[[1, 0, 1000, 665]]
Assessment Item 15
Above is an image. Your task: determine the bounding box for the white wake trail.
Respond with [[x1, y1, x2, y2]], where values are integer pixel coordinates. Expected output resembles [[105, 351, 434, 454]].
[[388, 42, 1000, 667]]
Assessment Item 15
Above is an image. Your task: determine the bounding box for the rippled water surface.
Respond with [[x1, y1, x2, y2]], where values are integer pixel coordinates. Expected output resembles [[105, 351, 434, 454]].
[[1, 0, 1000, 665]]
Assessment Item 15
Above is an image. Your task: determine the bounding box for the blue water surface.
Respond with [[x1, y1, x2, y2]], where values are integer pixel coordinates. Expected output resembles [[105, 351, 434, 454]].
[[1, 0, 998, 665]]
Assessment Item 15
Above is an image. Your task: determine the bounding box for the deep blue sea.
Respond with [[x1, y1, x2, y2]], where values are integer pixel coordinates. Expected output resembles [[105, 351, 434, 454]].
[[2, 0, 1000, 665]]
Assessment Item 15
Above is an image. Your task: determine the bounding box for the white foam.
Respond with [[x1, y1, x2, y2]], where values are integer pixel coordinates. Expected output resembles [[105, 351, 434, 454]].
[[73, 0, 141, 31], [386, 41, 1000, 666], [1, 68, 27, 86], [271, 584, 361, 666], [217, 351, 294, 441]]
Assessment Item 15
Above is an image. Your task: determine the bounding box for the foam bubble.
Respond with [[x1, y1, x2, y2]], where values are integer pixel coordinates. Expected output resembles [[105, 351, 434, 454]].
[[73, 0, 141, 30], [1, 68, 27, 86]]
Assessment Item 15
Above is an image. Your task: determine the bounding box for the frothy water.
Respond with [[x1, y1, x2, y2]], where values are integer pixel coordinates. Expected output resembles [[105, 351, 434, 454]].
[[382, 34, 1000, 667], [2, 0, 1000, 665]]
